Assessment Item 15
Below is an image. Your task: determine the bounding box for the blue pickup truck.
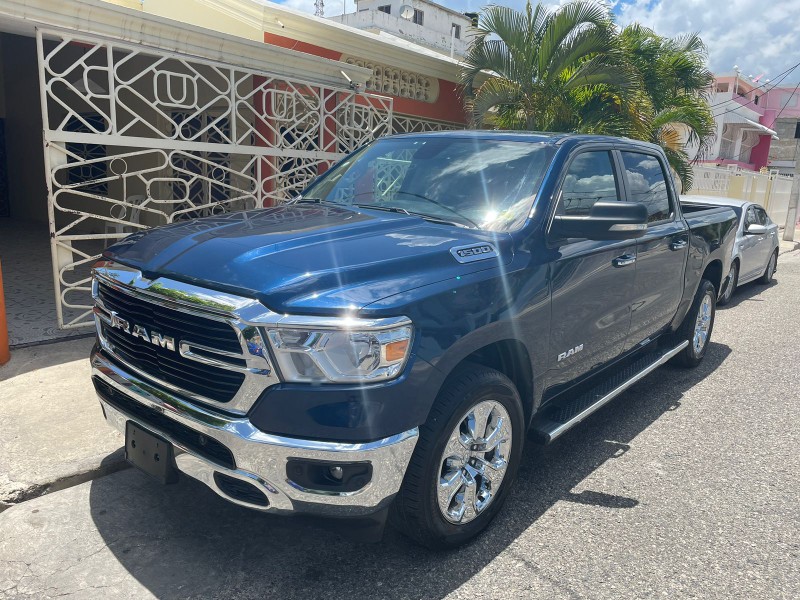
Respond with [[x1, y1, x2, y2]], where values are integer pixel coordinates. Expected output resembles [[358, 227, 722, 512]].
[[90, 132, 736, 547]]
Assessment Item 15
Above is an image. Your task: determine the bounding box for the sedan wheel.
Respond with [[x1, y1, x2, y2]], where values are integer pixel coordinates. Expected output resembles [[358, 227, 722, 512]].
[[718, 262, 737, 306], [759, 251, 777, 284]]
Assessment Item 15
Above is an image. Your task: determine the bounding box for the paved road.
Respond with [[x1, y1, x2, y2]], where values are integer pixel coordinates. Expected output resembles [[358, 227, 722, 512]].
[[2, 252, 799, 600]]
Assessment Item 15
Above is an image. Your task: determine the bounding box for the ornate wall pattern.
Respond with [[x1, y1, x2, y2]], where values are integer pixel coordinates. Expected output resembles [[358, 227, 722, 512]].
[[37, 29, 392, 328], [342, 56, 440, 103]]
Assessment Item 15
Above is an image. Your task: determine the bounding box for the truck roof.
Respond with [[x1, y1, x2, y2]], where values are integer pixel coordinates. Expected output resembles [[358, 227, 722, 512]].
[[386, 130, 664, 151]]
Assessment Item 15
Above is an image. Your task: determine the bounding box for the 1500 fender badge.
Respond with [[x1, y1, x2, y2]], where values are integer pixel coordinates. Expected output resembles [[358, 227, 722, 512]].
[[450, 243, 499, 264]]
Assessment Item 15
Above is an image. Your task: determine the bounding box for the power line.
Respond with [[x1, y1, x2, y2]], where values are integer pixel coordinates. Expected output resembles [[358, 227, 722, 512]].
[[718, 80, 800, 164], [772, 80, 800, 122], [711, 65, 796, 119], [707, 60, 800, 109]]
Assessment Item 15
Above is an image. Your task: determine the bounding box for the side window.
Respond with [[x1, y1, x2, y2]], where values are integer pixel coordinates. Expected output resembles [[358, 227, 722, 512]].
[[557, 151, 619, 216], [620, 151, 672, 223], [755, 207, 770, 225], [744, 206, 757, 227]]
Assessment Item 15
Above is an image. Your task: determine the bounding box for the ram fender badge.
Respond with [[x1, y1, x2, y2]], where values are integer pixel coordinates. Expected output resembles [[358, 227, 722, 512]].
[[450, 243, 499, 264], [558, 344, 584, 362]]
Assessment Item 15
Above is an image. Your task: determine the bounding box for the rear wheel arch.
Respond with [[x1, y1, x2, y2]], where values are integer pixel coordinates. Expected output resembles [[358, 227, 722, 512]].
[[702, 259, 724, 296]]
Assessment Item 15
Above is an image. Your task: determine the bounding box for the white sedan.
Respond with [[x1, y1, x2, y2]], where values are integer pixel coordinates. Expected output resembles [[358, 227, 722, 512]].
[[681, 196, 780, 305]]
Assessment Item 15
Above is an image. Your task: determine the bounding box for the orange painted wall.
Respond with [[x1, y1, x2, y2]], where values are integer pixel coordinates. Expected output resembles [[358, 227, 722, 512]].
[[263, 32, 467, 124]]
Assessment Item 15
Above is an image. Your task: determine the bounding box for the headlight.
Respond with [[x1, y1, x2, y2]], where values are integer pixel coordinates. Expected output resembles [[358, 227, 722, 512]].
[[266, 317, 412, 383]]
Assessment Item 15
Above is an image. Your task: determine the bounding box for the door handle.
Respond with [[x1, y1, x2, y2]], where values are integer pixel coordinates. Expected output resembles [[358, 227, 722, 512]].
[[670, 239, 688, 250], [613, 254, 636, 267]]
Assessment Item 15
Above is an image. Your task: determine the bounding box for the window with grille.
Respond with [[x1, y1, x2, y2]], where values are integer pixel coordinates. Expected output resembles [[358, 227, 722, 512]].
[[413, 9, 424, 25]]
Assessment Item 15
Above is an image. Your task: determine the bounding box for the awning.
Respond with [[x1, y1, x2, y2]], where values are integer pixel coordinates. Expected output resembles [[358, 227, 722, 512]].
[[725, 113, 779, 139]]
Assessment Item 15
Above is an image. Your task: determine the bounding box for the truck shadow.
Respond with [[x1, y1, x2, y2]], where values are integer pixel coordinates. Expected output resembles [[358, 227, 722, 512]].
[[88, 341, 731, 599]]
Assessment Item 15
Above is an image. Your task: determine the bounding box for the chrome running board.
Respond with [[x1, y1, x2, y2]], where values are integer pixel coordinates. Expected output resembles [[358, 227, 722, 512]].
[[531, 341, 689, 444]]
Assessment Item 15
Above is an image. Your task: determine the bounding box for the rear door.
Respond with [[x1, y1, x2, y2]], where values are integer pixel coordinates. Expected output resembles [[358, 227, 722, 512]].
[[547, 149, 637, 388], [754, 206, 778, 266], [619, 149, 688, 349]]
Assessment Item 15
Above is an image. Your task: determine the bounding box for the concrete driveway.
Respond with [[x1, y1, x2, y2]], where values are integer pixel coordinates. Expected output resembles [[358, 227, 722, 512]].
[[2, 251, 799, 600]]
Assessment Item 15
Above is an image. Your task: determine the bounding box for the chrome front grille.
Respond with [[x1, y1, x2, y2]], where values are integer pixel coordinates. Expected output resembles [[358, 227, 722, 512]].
[[92, 266, 280, 414], [97, 281, 244, 403]]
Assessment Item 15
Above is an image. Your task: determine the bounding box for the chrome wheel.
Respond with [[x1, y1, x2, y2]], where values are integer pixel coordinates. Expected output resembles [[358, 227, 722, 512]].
[[436, 400, 512, 525], [693, 292, 713, 354]]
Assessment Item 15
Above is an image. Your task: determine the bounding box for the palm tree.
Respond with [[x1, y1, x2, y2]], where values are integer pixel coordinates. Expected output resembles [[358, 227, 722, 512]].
[[461, 2, 716, 191], [619, 24, 715, 190], [460, 1, 635, 134]]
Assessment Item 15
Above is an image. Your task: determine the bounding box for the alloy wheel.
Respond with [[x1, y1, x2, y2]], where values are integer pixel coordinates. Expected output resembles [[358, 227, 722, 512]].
[[436, 400, 512, 524], [693, 292, 713, 354]]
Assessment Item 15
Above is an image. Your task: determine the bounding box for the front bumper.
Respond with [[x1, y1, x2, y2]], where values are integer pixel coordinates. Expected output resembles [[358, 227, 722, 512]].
[[91, 350, 418, 516]]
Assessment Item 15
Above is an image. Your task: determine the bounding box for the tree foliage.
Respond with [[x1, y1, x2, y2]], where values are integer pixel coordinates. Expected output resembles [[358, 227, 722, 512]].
[[461, 1, 715, 190]]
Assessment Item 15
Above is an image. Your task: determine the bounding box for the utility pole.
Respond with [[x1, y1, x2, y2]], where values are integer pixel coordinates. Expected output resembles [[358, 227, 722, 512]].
[[783, 135, 800, 242], [315, 0, 324, 17]]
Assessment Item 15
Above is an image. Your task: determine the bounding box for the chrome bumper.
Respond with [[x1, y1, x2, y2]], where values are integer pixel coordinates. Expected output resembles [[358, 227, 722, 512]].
[[91, 351, 418, 516]]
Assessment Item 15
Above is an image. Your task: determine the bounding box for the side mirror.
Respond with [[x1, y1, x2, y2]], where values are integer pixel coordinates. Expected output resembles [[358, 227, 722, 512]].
[[744, 223, 767, 235], [551, 201, 648, 241]]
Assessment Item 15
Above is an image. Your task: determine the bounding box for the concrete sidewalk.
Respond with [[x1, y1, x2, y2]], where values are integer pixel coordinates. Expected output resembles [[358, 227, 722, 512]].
[[0, 337, 125, 511], [779, 226, 800, 255]]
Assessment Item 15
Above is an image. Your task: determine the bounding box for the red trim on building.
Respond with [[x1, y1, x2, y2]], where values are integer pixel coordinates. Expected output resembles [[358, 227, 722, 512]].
[[749, 134, 771, 170], [263, 32, 467, 125]]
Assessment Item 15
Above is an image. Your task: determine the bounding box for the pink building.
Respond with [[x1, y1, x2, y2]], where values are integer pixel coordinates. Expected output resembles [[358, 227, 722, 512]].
[[704, 72, 800, 174], [703, 73, 777, 171]]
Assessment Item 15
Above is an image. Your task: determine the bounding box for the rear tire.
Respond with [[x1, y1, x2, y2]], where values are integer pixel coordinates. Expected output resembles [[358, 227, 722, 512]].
[[717, 260, 738, 306], [671, 279, 716, 368], [390, 365, 525, 548], [758, 251, 777, 284]]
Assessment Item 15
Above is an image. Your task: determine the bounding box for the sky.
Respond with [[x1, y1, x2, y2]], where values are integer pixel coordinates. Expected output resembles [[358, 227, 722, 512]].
[[275, 0, 800, 85]]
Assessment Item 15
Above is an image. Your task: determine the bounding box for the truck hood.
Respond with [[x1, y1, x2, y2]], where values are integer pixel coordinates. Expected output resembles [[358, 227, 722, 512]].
[[104, 204, 513, 314]]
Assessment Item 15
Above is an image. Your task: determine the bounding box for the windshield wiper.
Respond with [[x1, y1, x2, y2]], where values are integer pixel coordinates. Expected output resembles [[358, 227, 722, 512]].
[[387, 192, 480, 229], [353, 203, 469, 228]]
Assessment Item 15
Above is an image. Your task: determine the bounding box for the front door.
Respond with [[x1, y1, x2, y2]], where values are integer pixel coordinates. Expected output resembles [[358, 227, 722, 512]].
[[740, 205, 766, 279], [548, 149, 637, 389], [619, 150, 688, 348]]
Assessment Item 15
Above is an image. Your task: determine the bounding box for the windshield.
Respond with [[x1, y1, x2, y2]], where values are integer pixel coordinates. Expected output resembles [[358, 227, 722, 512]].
[[299, 136, 555, 231]]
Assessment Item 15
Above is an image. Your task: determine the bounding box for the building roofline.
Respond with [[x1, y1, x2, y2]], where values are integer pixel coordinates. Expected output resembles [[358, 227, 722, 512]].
[[253, 0, 467, 81], [0, 0, 373, 88]]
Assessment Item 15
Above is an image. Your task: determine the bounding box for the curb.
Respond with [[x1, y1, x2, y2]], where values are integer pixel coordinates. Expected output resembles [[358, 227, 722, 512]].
[[0, 448, 129, 513], [779, 241, 800, 255]]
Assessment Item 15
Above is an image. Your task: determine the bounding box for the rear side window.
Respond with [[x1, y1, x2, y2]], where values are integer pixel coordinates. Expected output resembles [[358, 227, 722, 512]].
[[557, 151, 619, 216], [620, 151, 672, 223]]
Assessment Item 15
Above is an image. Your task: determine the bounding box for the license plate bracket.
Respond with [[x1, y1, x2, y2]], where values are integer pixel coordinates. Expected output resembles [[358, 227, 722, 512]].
[[125, 421, 178, 484]]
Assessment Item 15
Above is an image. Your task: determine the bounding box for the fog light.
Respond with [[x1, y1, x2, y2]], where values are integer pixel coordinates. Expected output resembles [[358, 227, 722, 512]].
[[286, 459, 372, 493]]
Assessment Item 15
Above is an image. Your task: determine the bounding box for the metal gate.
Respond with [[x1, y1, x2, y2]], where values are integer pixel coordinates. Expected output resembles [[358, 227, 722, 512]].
[[36, 28, 393, 329]]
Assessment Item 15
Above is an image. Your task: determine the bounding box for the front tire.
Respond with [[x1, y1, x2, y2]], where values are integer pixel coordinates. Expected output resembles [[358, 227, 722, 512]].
[[671, 279, 716, 368], [390, 365, 525, 548], [718, 261, 738, 306], [758, 251, 777, 284]]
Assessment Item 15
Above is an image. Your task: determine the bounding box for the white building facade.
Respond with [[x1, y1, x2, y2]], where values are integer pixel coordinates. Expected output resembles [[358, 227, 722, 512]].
[[329, 0, 473, 58]]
